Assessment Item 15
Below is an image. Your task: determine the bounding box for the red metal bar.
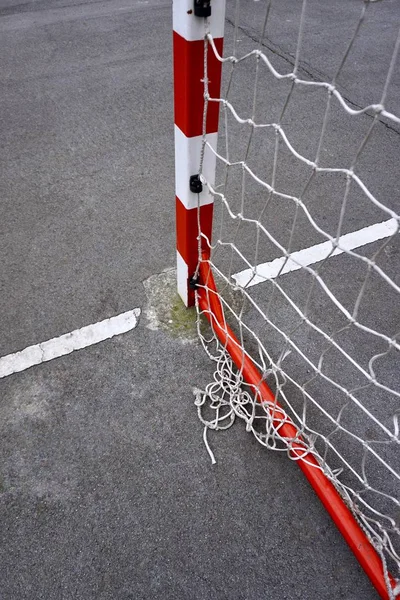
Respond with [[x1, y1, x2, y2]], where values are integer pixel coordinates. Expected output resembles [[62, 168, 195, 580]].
[[173, 31, 223, 138], [176, 198, 214, 306], [197, 256, 398, 600]]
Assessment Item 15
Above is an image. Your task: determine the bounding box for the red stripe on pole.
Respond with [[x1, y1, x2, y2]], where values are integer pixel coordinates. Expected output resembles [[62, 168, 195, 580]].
[[176, 197, 213, 303], [173, 31, 223, 138], [197, 255, 398, 600]]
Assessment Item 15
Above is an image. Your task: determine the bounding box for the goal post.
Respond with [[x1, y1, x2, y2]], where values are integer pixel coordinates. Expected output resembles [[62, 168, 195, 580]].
[[173, 0, 225, 306], [173, 1, 400, 598]]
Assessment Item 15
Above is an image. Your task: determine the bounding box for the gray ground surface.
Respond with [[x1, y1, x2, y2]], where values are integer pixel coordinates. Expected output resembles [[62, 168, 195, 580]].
[[0, 1, 398, 599]]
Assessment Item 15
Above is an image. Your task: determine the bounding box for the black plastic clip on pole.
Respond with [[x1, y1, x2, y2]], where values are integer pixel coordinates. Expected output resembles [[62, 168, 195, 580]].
[[189, 174, 203, 194], [194, 0, 211, 18]]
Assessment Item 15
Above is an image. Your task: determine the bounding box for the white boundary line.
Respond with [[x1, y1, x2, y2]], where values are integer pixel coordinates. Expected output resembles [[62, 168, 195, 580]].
[[232, 218, 398, 288], [0, 308, 141, 379]]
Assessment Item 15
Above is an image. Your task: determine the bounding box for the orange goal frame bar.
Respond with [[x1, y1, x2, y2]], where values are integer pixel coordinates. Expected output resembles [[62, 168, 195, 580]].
[[197, 255, 397, 600]]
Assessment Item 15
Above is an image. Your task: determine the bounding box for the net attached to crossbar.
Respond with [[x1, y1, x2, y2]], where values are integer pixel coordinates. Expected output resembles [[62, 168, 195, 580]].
[[192, 1, 400, 597]]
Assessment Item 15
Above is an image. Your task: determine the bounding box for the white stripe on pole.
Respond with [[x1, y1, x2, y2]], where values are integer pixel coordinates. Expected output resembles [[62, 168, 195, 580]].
[[173, 0, 225, 40], [177, 250, 190, 306], [174, 127, 218, 209]]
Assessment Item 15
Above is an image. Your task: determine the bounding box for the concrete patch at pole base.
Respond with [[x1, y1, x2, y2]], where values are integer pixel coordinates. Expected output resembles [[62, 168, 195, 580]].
[[143, 267, 248, 344], [143, 268, 199, 343]]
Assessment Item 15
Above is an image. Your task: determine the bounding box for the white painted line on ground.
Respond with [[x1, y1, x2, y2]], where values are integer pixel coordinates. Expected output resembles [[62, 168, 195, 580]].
[[0, 308, 141, 379], [232, 218, 398, 288]]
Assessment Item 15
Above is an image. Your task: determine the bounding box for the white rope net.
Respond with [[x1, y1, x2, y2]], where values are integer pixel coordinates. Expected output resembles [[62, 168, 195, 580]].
[[193, 0, 400, 593]]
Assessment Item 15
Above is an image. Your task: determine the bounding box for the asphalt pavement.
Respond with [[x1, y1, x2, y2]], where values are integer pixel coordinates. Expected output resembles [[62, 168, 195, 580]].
[[0, 1, 398, 599]]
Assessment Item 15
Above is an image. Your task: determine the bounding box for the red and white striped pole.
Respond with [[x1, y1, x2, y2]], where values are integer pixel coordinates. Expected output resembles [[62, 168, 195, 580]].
[[173, 0, 225, 306]]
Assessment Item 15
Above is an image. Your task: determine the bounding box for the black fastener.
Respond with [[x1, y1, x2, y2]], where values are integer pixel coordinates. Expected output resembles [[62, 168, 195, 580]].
[[189, 174, 203, 194], [194, 0, 211, 18], [189, 275, 200, 290]]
